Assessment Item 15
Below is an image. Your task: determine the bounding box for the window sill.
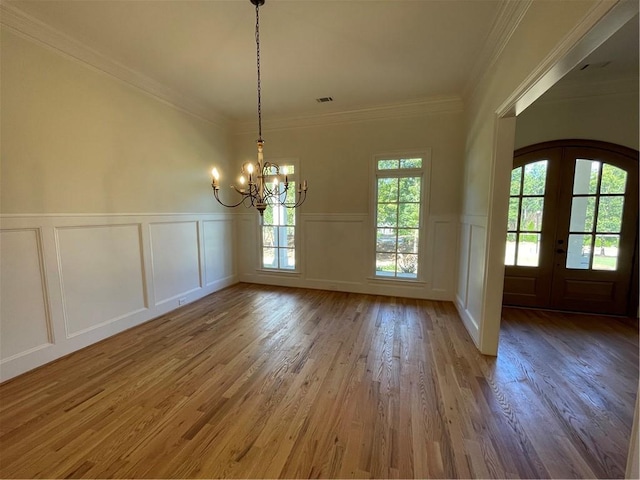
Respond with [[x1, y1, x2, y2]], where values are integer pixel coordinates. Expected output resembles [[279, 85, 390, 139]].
[[255, 268, 302, 277], [367, 276, 427, 286]]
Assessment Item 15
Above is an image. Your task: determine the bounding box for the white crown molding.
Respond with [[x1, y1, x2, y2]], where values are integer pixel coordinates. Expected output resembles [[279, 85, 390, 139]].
[[463, 0, 533, 101], [0, 2, 230, 129], [231, 96, 464, 135]]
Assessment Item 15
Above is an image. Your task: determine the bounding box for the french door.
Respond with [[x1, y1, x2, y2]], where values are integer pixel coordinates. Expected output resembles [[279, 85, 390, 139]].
[[503, 140, 638, 316]]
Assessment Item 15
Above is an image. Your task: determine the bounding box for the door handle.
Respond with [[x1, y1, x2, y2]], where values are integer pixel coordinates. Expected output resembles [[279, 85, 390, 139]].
[[556, 248, 566, 254]]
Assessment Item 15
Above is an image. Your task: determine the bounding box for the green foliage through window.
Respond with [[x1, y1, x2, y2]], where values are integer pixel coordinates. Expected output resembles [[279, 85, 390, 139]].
[[375, 157, 423, 279]]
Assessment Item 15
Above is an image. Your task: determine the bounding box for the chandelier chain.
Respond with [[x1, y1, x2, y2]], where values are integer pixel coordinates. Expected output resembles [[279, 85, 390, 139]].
[[255, 2, 262, 142]]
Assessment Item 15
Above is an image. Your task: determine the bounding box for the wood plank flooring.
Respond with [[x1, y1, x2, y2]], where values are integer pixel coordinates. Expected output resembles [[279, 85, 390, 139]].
[[0, 283, 637, 478]]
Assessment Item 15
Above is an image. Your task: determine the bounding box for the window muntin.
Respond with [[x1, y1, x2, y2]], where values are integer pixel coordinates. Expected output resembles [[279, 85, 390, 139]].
[[374, 157, 424, 279], [261, 163, 297, 270]]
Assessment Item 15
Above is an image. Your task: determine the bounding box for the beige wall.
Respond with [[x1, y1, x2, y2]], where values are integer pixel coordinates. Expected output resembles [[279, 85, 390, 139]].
[[0, 29, 237, 381], [1, 29, 231, 215], [231, 109, 465, 299], [515, 91, 639, 150]]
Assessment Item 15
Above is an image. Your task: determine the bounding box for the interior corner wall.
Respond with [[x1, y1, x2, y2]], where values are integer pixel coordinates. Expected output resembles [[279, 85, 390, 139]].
[[231, 111, 464, 299], [455, 0, 606, 353], [515, 91, 640, 150], [0, 28, 237, 381]]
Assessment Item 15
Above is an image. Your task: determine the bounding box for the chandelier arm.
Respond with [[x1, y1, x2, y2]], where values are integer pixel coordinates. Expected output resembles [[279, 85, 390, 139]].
[[212, 187, 251, 208]]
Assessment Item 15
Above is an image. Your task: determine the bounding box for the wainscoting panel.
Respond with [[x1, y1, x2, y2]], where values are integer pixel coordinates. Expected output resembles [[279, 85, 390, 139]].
[[56, 224, 146, 337], [428, 216, 457, 294], [203, 219, 234, 287], [0, 214, 237, 382], [455, 215, 488, 347], [0, 228, 51, 360], [149, 221, 201, 306]]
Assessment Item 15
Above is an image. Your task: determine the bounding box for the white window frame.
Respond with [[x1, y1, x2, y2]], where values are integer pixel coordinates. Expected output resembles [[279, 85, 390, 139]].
[[370, 150, 431, 282], [258, 157, 301, 273]]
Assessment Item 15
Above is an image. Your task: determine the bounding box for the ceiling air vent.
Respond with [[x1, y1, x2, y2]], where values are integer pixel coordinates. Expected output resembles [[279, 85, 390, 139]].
[[316, 97, 334, 103]]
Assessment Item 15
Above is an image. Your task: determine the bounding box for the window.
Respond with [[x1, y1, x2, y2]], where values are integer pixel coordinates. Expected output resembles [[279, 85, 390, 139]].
[[261, 162, 297, 270], [566, 159, 627, 271], [374, 155, 426, 279], [506, 160, 548, 267]]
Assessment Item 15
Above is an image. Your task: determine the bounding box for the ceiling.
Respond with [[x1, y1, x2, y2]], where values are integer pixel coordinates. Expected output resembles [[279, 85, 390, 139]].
[[5, 0, 505, 122], [4, 1, 638, 124]]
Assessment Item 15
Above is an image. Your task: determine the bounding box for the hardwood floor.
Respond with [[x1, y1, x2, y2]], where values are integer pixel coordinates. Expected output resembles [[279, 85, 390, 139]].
[[0, 283, 637, 478]]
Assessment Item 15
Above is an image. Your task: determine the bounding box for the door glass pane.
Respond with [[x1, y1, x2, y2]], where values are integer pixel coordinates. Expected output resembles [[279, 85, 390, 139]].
[[516, 233, 540, 267], [508, 198, 520, 230], [573, 159, 600, 194], [569, 197, 596, 232], [566, 234, 592, 270], [600, 164, 627, 194], [593, 235, 619, 271], [505, 232, 516, 266], [520, 197, 544, 231], [522, 160, 548, 195], [596, 196, 624, 233], [510, 167, 522, 195]]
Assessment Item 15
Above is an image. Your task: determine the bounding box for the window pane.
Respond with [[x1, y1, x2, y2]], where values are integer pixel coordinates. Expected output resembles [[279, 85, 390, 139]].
[[279, 248, 295, 269], [262, 226, 276, 247], [377, 203, 397, 227], [398, 177, 421, 202], [397, 254, 418, 277], [516, 233, 540, 267], [573, 159, 600, 194], [600, 164, 627, 194], [569, 196, 596, 232], [377, 229, 397, 253], [593, 235, 619, 271], [505, 232, 516, 266], [398, 229, 418, 254], [398, 204, 419, 228], [510, 167, 522, 195], [285, 227, 295, 248], [400, 158, 422, 169], [376, 253, 396, 276], [566, 234, 592, 270], [378, 159, 399, 170], [377, 178, 398, 203], [522, 160, 547, 195], [263, 248, 276, 268], [507, 198, 520, 231], [263, 206, 274, 225], [520, 197, 544, 231], [596, 196, 624, 233]]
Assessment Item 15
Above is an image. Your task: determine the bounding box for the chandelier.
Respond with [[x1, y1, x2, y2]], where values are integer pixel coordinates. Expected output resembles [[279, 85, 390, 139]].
[[211, 0, 308, 217]]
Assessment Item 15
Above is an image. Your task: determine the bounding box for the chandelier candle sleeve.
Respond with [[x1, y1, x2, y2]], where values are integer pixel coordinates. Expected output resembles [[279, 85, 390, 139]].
[[209, 0, 307, 217]]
